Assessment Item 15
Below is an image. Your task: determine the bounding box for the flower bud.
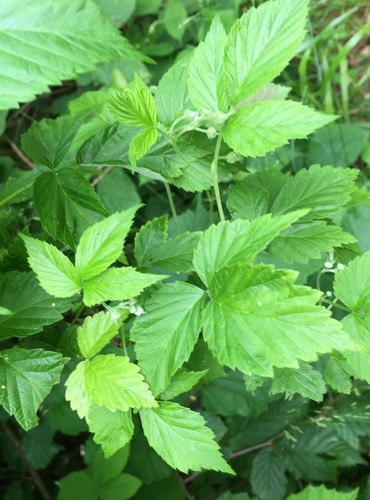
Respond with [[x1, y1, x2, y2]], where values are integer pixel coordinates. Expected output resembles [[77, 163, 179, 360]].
[[206, 127, 218, 139]]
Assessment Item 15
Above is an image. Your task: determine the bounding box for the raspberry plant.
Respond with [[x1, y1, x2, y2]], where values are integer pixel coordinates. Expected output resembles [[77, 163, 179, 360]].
[[1, 0, 370, 498]]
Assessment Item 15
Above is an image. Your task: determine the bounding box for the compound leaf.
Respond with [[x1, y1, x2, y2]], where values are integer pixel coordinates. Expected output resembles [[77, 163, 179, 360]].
[[21, 236, 81, 298], [0, 272, 71, 339], [75, 206, 139, 281], [85, 354, 157, 412], [223, 100, 336, 158], [140, 402, 234, 474], [0, 348, 66, 430], [131, 282, 205, 396]]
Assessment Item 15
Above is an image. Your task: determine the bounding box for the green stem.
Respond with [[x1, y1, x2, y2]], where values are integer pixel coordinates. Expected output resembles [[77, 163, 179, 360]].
[[211, 134, 225, 221], [164, 181, 181, 234], [121, 326, 128, 357], [321, 298, 352, 313]]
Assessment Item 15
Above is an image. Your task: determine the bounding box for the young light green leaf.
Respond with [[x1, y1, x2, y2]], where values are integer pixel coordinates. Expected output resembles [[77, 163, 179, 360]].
[[251, 448, 287, 500], [288, 484, 358, 500], [21, 116, 82, 169], [85, 355, 157, 412], [131, 282, 205, 396], [140, 402, 234, 474], [0, 272, 71, 339], [87, 404, 134, 458], [129, 126, 158, 168], [65, 361, 90, 419], [268, 222, 357, 264], [0, 0, 148, 111], [156, 62, 191, 126], [272, 362, 326, 401], [334, 250, 370, 313], [193, 210, 307, 287], [203, 263, 358, 376], [77, 310, 126, 359], [21, 235, 81, 298], [225, 0, 308, 105], [75, 206, 139, 281], [82, 267, 163, 307], [0, 306, 13, 316], [107, 75, 156, 128], [159, 369, 208, 400], [188, 16, 228, 112], [34, 168, 109, 248], [271, 165, 358, 218], [223, 100, 336, 158], [0, 349, 66, 430]]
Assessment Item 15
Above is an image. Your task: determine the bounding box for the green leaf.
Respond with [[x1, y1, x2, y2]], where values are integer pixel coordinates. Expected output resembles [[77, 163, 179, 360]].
[[77, 310, 125, 359], [323, 356, 353, 394], [0, 272, 71, 339], [75, 207, 139, 280], [160, 369, 208, 400], [251, 448, 287, 500], [164, 1, 187, 41], [134, 216, 168, 268], [58, 471, 97, 500], [188, 16, 228, 112], [0, 349, 66, 430], [131, 282, 205, 396], [94, 0, 136, 27], [193, 211, 307, 288], [85, 355, 157, 412], [21, 235, 81, 298], [23, 419, 61, 469], [129, 127, 158, 168], [224, 0, 308, 105], [21, 116, 81, 169], [0, 169, 42, 208], [65, 361, 91, 419], [152, 233, 202, 273], [272, 361, 326, 401], [334, 250, 370, 312], [100, 474, 142, 500], [34, 168, 109, 248], [268, 222, 357, 264], [288, 485, 358, 500], [107, 75, 156, 128], [227, 184, 269, 221], [0, 0, 147, 110], [271, 165, 358, 218], [0, 306, 13, 316], [223, 100, 336, 158], [203, 263, 357, 376], [140, 402, 234, 474], [338, 315, 370, 384], [87, 404, 134, 458], [156, 62, 190, 126], [82, 267, 163, 307], [97, 168, 141, 213]]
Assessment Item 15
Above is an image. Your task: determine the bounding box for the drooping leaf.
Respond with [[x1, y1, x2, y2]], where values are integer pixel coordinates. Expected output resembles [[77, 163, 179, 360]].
[[0, 272, 71, 339], [75, 206, 139, 280], [188, 16, 228, 112], [193, 211, 307, 287], [21, 235, 81, 298], [156, 62, 190, 126], [334, 250, 370, 313], [223, 100, 336, 158], [65, 361, 91, 420], [160, 369, 208, 400], [271, 165, 358, 218], [82, 267, 163, 307], [202, 263, 357, 376], [77, 310, 125, 359], [33, 168, 109, 248], [251, 447, 287, 500], [87, 403, 134, 458], [21, 116, 82, 169], [131, 282, 205, 396], [0, 0, 147, 110], [272, 361, 326, 401], [85, 355, 157, 412], [268, 222, 356, 264], [140, 402, 234, 474], [0, 348, 66, 430], [224, 0, 308, 104]]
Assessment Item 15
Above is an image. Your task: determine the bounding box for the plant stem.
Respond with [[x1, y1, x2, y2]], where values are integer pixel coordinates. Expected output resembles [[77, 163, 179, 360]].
[[121, 326, 128, 357], [210, 134, 225, 221], [164, 181, 181, 234], [321, 298, 352, 313]]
